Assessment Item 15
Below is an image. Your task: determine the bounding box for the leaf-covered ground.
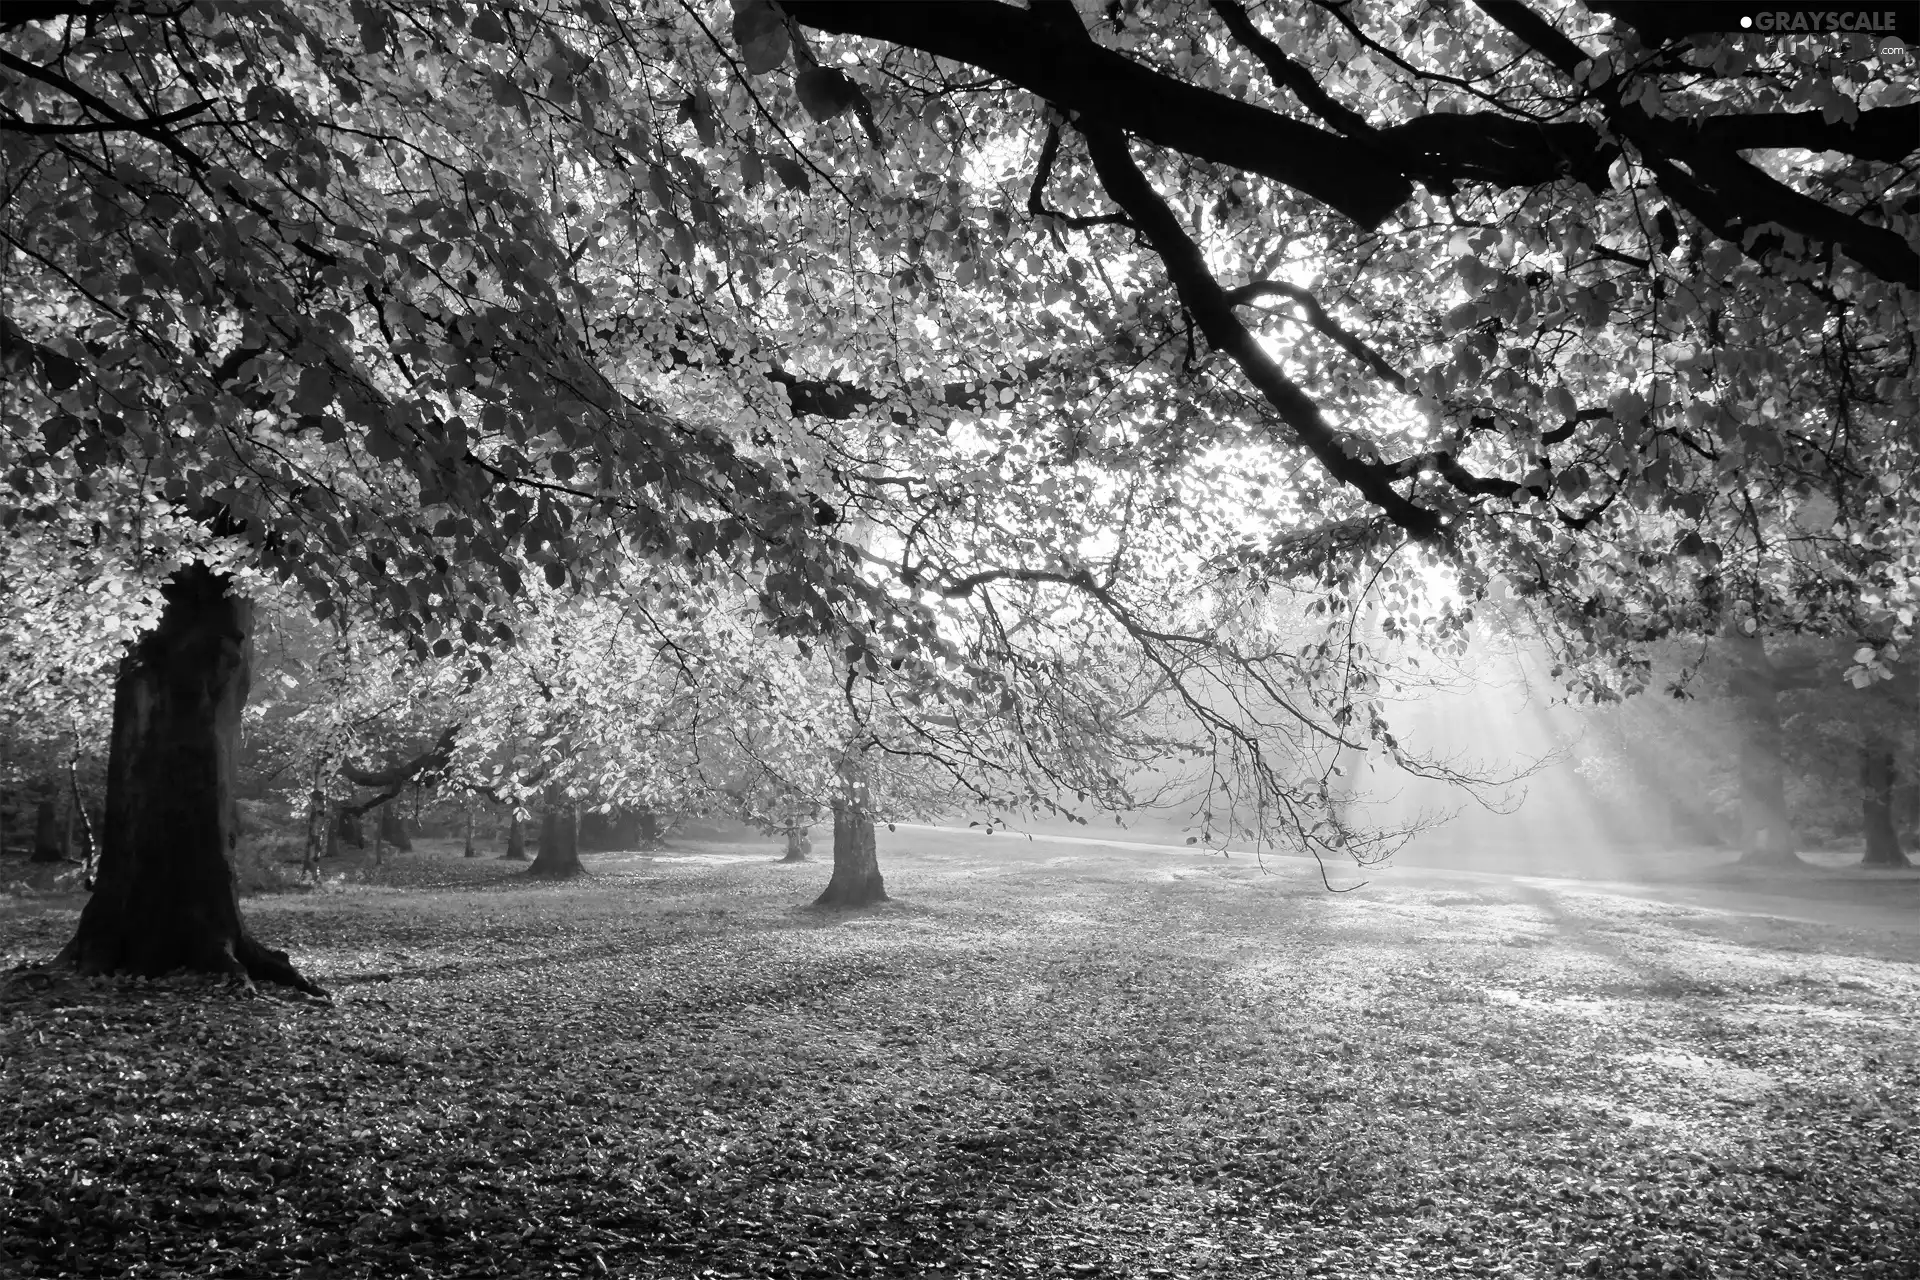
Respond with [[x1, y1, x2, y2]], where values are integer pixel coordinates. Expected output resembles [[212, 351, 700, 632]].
[[2, 829, 1916, 1278]]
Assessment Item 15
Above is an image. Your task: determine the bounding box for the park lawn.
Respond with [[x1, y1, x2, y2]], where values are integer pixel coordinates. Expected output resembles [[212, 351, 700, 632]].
[[1, 829, 1916, 1279]]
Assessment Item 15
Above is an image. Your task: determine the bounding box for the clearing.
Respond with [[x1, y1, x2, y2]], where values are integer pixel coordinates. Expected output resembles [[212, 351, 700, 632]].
[[2, 827, 1915, 1279]]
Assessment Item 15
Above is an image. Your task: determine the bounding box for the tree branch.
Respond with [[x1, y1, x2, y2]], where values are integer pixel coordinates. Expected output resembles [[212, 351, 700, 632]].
[[1473, 0, 1919, 287], [0, 100, 211, 136], [1074, 120, 1446, 540], [1025, 122, 1134, 230], [781, 0, 1414, 228], [0, 48, 207, 172], [1225, 280, 1408, 392], [337, 725, 460, 791]]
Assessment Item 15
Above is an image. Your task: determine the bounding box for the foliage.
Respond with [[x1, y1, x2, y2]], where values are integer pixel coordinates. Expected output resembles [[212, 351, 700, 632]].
[[2, 831, 1916, 1277], [4, 0, 1915, 860]]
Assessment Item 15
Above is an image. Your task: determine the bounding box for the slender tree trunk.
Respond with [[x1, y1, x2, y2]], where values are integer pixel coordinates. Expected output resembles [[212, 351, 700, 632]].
[[372, 805, 385, 866], [815, 795, 887, 907], [463, 804, 478, 858], [529, 797, 583, 879], [1861, 736, 1908, 868], [301, 769, 325, 880], [638, 809, 659, 850], [67, 748, 96, 885], [325, 804, 340, 859], [1723, 633, 1801, 864], [53, 563, 322, 994], [335, 807, 364, 848], [31, 797, 62, 863], [501, 811, 527, 861]]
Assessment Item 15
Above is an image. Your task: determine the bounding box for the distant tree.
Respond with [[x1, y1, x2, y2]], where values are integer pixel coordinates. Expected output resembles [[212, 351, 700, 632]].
[[528, 793, 582, 880], [30, 799, 61, 864]]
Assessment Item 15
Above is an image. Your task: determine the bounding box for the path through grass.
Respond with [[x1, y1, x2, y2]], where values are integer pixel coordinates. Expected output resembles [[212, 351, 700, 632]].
[[2, 829, 1915, 1278]]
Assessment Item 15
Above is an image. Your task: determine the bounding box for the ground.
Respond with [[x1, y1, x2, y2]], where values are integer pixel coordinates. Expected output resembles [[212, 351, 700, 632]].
[[1, 828, 1915, 1279]]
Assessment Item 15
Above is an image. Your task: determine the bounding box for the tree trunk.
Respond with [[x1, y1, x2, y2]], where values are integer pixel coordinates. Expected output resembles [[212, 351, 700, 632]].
[[463, 805, 478, 858], [379, 802, 411, 852], [1723, 633, 1801, 864], [781, 820, 812, 863], [53, 563, 323, 994], [1861, 736, 1908, 868], [67, 749, 96, 885], [301, 773, 325, 880], [529, 798, 583, 879], [639, 809, 659, 850], [501, 811, 528, 861], [325, 805, 340, 859], [334, 807, 364, 848], [814, 798, 887, 906], [31, 797, 62, 863]]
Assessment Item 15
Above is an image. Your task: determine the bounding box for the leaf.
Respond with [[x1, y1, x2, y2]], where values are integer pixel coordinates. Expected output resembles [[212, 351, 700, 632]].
[[37, 348, 85, 391], [647, 163, 677, 211], [767, 155, 809, 193], [795, 67, 862, 123], [741, 150, 764, 190], [691, 89, 717, 147], [665, 216, 696, 265], [732, 0, 791, 74], [39, 414, 80, 453], [469, 9, 508, 43]]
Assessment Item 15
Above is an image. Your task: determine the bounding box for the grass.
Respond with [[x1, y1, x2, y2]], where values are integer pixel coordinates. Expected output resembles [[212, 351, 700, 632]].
[[1, 827, 1916, 1278]]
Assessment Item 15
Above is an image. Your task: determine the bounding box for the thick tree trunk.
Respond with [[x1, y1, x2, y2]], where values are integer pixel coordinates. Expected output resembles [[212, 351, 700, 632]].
[[53, 564, 323, 995], [529, 798, 583, 878], [501, 812, 527, 860], [814, 799, 887, 906], [1861, 737, 1908, 868], [334, 807, 364, 848], [1723, 633, 1801, 865], [31, 797, 62, 863], [379, 802, 412, 852]]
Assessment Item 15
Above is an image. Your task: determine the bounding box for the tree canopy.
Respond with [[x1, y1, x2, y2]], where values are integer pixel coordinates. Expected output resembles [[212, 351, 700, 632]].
[[4, 0, 1914, 861]]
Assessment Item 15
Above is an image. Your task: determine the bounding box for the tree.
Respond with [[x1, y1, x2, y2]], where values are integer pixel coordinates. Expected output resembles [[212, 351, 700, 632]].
[[6, 1, 1912, 983], [528, 793, 582, 879], [1859, 731, 1907, 867], [52, 563, 321, 992], [3, 2, 864, 987]]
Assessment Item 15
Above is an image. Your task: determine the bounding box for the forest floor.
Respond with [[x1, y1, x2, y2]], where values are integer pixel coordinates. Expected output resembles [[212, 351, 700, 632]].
[[1, 828, 1915, 1279]]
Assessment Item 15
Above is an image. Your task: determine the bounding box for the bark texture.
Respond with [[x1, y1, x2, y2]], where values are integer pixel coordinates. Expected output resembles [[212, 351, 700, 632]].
[[501, 812, 527, 861], [54, 564, 323, 994], [529, 800, 583, 878], [814, 800, 887, 907], [1860, 736, 1908, 868]]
